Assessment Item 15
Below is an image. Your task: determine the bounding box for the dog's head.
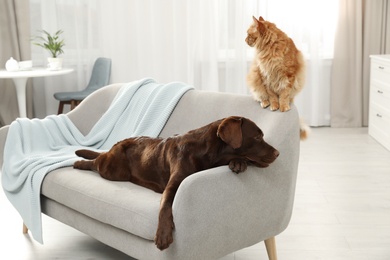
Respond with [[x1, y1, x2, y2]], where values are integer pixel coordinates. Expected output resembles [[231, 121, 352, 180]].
[[217, 116, 279, 168]]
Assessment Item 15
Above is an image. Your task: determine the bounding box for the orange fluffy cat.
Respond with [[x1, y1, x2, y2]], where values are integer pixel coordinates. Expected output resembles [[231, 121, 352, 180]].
[[246, 16, 305, 112], [246, 16, 309, 139]]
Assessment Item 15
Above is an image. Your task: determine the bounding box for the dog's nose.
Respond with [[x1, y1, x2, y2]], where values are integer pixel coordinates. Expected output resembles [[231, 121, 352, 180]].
[[274, 150, 280, 157]]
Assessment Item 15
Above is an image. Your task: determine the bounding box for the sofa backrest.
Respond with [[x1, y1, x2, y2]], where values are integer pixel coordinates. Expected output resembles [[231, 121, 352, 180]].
[[67, 83, 299, 150], [160, 89, 299, 148]]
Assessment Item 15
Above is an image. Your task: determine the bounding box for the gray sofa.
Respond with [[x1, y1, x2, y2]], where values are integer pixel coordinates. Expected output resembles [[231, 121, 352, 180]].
[[0, 83, 300, 260]]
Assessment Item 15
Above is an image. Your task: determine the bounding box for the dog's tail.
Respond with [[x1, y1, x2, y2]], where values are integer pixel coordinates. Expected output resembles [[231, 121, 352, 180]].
[[299, 118, 311, 140], [75, 149, 101, 159]]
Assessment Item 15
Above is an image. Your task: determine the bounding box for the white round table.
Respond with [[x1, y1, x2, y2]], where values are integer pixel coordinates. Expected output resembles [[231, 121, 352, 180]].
[[0, 68, 74, 118]]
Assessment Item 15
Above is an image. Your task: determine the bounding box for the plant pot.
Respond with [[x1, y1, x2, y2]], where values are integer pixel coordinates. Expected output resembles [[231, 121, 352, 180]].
[[47, 57, 63, 70]]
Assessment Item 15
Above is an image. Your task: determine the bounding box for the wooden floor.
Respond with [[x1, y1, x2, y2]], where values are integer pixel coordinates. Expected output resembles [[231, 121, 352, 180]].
[[1, 127, 390, 259]]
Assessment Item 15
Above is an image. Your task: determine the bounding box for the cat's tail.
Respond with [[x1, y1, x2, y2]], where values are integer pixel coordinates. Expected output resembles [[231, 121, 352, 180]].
[[300, 118, 311, 140]]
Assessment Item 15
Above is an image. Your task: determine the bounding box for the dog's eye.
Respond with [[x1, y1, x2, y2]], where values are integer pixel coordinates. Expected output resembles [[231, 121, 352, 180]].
[[255, 135, 263, 140]]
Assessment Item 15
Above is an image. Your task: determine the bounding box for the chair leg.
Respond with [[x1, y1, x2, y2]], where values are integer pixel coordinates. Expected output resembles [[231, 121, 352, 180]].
[[58, 101, 64, 114], [70, 100, 83, 110], [264, 237, 277, 260], [22, 223, 28, 234], [70, 100, 82, 110], [70, 100, 76, 110]]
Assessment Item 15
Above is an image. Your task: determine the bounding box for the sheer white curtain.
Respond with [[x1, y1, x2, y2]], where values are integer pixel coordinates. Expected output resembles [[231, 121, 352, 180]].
[[0, 0, 31, 125], [331, 0, 390, 127], [30, 0, 338, 126]]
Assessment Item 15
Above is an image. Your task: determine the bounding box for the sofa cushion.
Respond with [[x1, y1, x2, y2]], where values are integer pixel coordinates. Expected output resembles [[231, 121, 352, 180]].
[[41, 167, 161, 241]]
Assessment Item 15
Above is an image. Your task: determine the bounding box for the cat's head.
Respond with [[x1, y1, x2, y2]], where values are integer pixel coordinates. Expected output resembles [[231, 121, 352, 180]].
[[245, 16, 279, 48]]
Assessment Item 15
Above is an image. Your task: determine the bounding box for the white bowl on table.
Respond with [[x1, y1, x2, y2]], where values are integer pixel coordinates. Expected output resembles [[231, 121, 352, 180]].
[[18, 60, 33, 71]]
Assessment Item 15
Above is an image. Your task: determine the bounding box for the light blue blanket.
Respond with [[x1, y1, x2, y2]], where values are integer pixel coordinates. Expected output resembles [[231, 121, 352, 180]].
[[1, 78, 193, 243]]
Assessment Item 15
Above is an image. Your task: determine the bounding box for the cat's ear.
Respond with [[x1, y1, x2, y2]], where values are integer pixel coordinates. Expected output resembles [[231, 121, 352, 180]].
[[252, 16, 259, 23], [259, 16, 265, 21], [256, 18, 266, 35]]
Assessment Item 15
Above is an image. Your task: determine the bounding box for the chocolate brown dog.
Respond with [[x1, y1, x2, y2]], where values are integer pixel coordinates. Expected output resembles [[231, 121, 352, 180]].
[[73, 116, 279, 250]]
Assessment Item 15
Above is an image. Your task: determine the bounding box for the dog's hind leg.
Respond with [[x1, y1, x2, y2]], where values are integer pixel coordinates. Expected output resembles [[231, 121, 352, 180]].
[[73, 160, 96, 171]]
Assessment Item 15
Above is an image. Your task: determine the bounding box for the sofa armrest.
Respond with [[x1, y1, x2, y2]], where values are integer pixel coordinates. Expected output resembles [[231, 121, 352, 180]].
[[0, 125, 9, 169], [0, 84, 123, 169], [67, 83, 123, 135], [169, 130, 299, 259]]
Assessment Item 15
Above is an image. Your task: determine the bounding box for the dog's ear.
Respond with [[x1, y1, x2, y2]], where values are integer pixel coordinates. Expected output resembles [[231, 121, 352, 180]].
[[217, 117, 243, 149]]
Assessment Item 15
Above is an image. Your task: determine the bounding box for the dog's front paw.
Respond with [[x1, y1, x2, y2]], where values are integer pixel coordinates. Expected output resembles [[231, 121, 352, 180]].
[[154, 223, 174, 250], [229, 160, 247, 174]]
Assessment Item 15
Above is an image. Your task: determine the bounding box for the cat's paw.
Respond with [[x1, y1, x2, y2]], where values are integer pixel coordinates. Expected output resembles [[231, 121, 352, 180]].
[[279, 104, 291, 112], [270, 101, 279, 111], [260, 100, 270, 108]]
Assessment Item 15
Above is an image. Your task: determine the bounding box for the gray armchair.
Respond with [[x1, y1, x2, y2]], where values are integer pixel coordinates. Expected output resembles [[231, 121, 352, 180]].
[[54, 57, 111, 114]]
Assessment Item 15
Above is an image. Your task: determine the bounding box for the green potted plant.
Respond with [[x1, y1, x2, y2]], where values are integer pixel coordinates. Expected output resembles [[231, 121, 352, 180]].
[[32, 30, 65, 70]]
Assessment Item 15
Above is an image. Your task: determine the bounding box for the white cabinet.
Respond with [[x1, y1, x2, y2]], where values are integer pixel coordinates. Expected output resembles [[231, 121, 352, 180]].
[[369, 55, 390, 151]]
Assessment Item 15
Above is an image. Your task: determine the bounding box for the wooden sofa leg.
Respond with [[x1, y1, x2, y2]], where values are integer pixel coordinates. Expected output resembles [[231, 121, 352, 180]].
[[264, 237, 277, 260], [22, 223, 28, 234]]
